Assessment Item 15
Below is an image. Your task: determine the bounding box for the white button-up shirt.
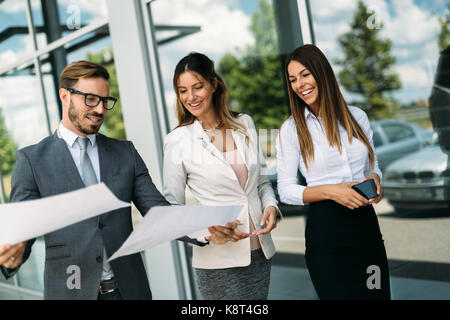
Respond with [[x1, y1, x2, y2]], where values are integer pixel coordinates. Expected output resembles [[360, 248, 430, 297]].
[[276, 106, 382, 205]]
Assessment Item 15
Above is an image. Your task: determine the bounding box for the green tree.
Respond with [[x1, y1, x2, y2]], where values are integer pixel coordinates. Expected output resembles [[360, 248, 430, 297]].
[[438, 2, 450, 52], [335, 0, 401, 119], [87, 48, 126, 140], [0, 107, 17, 175], [218, 0, 289, 130]]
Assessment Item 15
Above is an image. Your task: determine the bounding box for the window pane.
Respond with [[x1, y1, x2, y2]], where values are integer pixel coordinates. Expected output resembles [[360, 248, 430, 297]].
[[41, 59, 66, 133], [0, 0, 33, 67], [0, 61, 48, 293], [33, 0, 108, 49], [0, 62, 50, 206], [309, 0, 450, 297]]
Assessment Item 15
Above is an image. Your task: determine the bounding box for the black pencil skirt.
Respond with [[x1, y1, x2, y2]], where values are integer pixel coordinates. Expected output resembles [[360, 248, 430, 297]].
[[304, 200, 391, 300]]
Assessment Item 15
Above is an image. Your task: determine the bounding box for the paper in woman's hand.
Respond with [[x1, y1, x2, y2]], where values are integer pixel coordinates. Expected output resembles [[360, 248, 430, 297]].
[[108, 204, 244, 262]]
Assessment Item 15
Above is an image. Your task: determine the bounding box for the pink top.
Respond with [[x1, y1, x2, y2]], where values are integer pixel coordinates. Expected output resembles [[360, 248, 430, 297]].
[[223, 149, 261, 250]]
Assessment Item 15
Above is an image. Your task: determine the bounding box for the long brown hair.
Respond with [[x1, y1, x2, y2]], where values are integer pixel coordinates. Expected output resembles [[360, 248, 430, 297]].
[[283, 44, 375, 169], [173, 52, 246, 134]]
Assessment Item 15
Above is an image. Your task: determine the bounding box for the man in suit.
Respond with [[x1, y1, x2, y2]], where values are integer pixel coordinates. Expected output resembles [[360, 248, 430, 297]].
[[0, 61, 235, 300]]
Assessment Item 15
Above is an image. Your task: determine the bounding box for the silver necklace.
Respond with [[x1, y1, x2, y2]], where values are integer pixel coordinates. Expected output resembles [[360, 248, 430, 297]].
[[203, 121, 223, 135], [203, 121, 223, 142]]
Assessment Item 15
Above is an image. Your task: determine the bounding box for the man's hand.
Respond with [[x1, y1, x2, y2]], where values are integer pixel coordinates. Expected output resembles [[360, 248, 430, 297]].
[[364, 173, 383, 204], [253, 206, 278, 235], [0, 242, 26, 269]]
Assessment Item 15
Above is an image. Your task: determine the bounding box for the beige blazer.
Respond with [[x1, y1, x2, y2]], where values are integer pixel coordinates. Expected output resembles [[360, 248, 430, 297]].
[[163, 114, 280, 269]]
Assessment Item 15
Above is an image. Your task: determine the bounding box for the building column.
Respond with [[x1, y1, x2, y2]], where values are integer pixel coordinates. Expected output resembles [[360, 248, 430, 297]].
[[106, 0, 189, 299]]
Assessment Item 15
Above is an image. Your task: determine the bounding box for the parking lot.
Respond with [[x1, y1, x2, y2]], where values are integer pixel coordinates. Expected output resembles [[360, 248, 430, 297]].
[[272, 199, 450, 282]]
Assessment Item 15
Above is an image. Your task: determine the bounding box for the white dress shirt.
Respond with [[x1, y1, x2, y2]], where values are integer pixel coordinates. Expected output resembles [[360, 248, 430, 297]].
[[58, 122, 114, 280], [276, 106, 382, 206]]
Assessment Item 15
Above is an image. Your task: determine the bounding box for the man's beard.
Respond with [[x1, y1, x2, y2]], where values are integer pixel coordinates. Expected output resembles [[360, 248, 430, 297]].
[[68, 99, 103, 135]]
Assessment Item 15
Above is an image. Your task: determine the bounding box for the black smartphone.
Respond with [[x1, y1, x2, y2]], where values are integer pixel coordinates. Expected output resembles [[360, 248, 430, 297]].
[[351, 179, 378, 200]]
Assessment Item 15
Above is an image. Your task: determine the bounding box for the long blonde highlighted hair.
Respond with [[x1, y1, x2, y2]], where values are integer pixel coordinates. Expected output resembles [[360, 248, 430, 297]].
[[283, 44, 375, 169]]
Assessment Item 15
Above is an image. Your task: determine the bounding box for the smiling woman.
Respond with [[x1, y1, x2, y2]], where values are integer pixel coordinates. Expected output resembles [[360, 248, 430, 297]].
[[301, 0, 450, 300], [164, 51, 281, 300], [176, 71, 216, 122]]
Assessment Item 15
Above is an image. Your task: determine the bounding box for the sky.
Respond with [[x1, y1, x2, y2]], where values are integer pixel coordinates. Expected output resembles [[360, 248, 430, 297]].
[[0, 0, 448, 148], [309, 0, 448, 105]]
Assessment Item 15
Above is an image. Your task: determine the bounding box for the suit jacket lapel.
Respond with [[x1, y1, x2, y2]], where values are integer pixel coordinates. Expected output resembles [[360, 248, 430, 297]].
[[193, 120, 229, 165], [231, 129, 251, 191], [231, 129, 249, 168], [96, 134, 112, 184], [52, 131, 85, 190]]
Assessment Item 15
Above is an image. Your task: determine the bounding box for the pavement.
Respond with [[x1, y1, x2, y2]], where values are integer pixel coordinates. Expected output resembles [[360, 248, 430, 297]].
[[2, 261, 450, 300], [1, 198, 449, 300], [267, 255, 450, 300]]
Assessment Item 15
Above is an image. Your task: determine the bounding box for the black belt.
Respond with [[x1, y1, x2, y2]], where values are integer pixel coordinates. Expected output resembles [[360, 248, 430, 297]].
[[99, 278, 118, 295]]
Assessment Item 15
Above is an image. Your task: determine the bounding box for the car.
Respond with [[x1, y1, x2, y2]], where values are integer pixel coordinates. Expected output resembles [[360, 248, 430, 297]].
[[382, 133, 449, 211], [267, 165, 308, 217], [370, 120, 433, 172]]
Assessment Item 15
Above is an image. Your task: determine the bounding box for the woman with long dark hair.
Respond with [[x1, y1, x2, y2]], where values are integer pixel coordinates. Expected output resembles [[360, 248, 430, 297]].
[[163, 52, 281, 300], [277, 44, 390, 299]]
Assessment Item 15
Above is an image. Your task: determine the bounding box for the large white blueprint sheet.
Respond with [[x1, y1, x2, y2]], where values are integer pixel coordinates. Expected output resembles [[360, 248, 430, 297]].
[[0, 183, 130, 246], [109, 204, 244, 262]]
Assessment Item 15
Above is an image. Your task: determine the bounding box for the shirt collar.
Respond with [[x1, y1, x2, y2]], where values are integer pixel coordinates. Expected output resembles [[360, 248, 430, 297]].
[[58, 121, 97, 148], [304, 107, 320, 120], [304, 107, 313, 119]]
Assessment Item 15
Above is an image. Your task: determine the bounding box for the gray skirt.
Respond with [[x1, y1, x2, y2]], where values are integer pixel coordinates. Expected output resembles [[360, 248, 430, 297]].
[[194, 249, 272, 300]]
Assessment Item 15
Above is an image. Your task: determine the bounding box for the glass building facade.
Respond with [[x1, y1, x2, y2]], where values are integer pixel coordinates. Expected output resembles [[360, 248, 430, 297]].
[[0, 0, 449, 299]]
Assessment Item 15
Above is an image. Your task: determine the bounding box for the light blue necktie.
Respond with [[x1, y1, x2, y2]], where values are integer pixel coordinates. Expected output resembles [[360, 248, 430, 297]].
[[77, 136, 98, 186]]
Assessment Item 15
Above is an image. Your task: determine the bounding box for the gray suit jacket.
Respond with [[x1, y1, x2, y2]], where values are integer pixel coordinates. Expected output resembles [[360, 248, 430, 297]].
[[1, 131, 170, 299]]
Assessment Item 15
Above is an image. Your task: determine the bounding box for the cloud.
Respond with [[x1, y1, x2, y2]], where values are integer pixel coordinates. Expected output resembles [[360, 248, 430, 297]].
[[58, 0, 108, 18], [0, 0, 40, 12], [0, 75, 52, 148], [312, 0, 355, 20], [0, 49, 17, 67], [152, 0, 254, 98], [395, 65, 432, 88], [381, 0, 440, 47], [153, 0, 253, 59], [310, 0, 443, 104]]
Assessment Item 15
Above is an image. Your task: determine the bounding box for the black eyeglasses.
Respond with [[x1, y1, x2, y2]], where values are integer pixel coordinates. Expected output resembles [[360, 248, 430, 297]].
[[64, 87, 117, 110]]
